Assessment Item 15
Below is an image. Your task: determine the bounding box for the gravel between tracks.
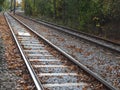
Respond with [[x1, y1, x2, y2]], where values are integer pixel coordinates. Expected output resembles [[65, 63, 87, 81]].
[[7, 13, 109, 90], [0, 13, 35, 90], [15, 14, 120, 89]]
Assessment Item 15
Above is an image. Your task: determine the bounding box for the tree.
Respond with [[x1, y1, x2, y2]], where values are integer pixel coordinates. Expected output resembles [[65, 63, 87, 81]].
[[2, 0, 10, 11], [21, 0, 24, 10], [53, 0, 56, 18], [0, 0, 5, 11], [23, 0, 120, 38], [0, 0, 4, 5]]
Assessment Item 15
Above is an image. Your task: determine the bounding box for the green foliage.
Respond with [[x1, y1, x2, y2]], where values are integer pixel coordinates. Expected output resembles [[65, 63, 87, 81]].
[[0, 0, 4, 5], [2, 0, 10, 11], [0, 6, 2, 12], [0, 0, 5, 11], [109, 0, 120, 21], [24, 0, 120, 31]]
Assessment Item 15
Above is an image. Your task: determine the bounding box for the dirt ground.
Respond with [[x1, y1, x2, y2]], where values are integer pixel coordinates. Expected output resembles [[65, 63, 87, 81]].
[[0, 13, 35, 90]]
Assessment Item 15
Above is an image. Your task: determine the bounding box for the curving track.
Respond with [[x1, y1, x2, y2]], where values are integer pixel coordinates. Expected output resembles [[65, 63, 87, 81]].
[[4, 12, 117, 90]]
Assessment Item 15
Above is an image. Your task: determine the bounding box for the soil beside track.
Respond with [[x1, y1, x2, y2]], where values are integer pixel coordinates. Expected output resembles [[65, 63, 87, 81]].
[[0, 13, 35, 90]]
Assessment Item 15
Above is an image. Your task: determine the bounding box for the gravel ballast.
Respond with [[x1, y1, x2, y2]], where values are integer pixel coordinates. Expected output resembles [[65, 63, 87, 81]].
[[7, 13, 109, 90], [15, 14, 120, 89]]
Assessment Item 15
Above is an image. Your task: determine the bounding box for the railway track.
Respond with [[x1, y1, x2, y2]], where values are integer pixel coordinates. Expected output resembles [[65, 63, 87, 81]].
[[4, 12, 117, 90], [14, 13, 120, 90], [15, 13, 120, 53]]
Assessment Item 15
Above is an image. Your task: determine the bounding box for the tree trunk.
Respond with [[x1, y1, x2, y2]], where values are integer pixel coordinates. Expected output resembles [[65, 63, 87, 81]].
[[13, 0, 16, 15], [10, 0, 13, 12], [63, 0, 66, 24], [53, 0, 56, 19]]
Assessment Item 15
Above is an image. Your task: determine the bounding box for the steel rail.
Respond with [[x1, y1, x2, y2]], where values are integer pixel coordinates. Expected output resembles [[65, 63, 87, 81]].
[[4, 12, 44, 90], [15, 13, 120, 53], [9, 13, 117, 90]]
